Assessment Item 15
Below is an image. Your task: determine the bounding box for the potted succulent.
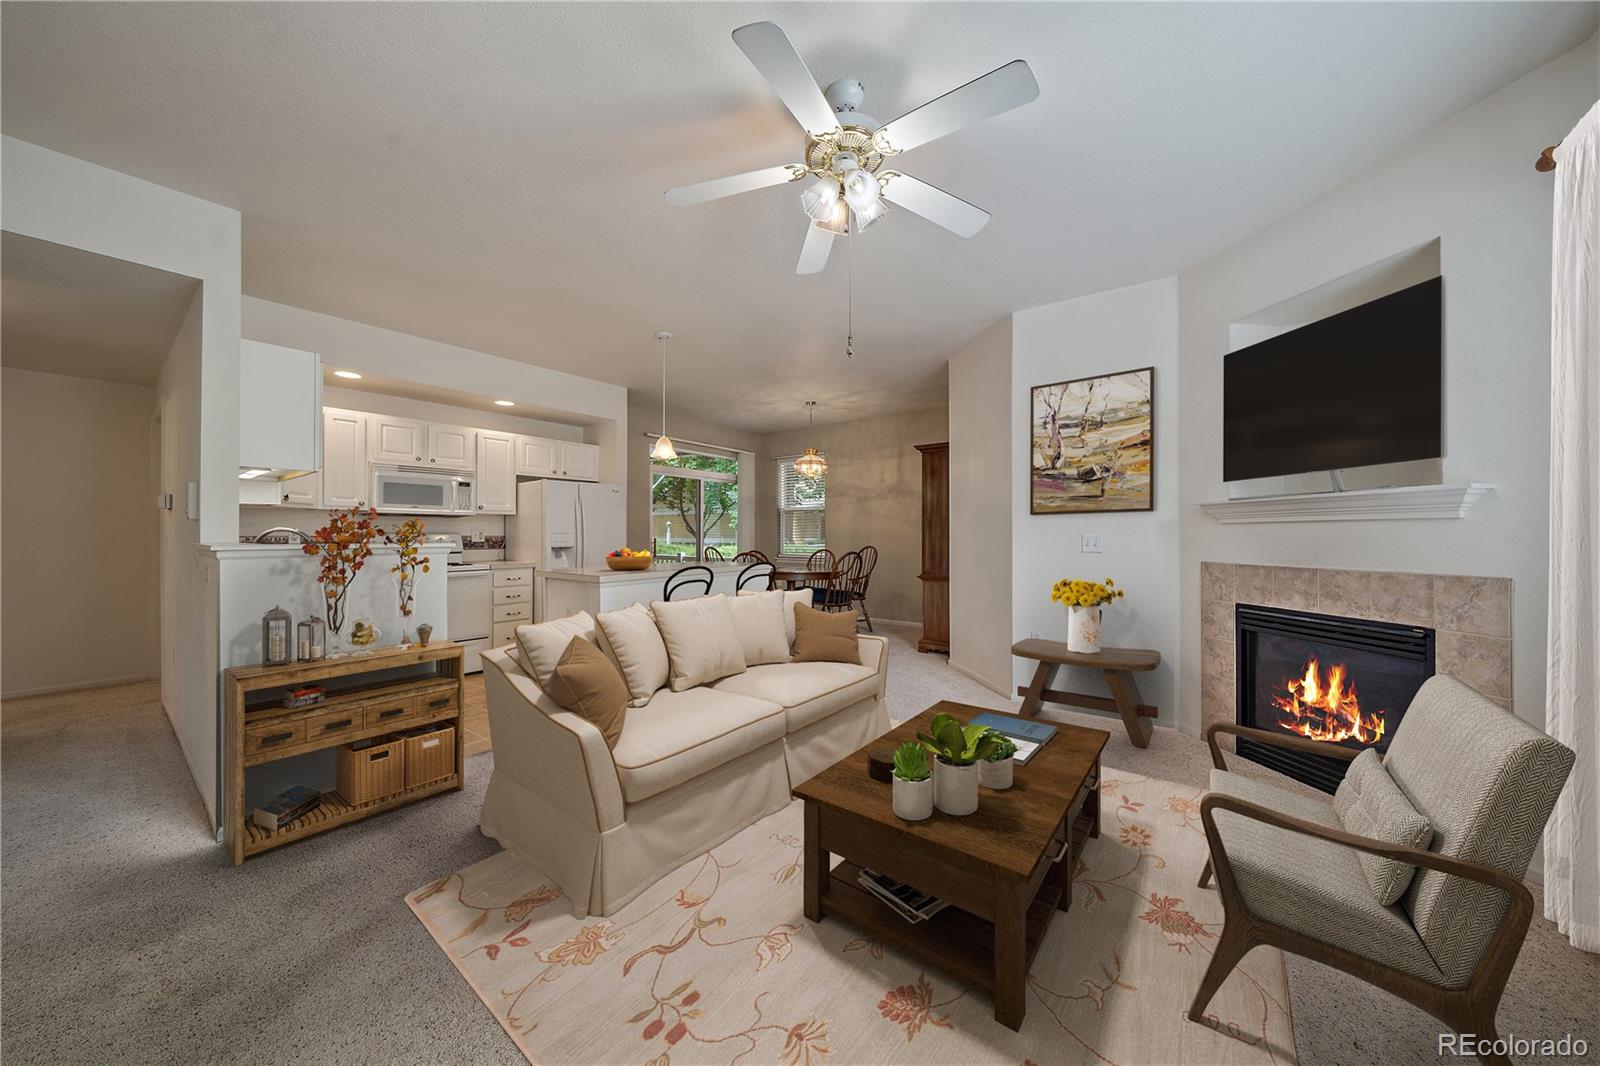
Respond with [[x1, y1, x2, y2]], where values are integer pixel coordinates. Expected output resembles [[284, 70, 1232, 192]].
[[890, 741, 933, 821], [917, 713, 1006, 816], [1050, 577, 1126, 654], [979, 733, 1019, 790]]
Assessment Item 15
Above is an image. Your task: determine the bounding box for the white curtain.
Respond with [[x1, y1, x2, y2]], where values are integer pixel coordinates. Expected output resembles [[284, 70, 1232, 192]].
[[1545, 98, 1600, 954]]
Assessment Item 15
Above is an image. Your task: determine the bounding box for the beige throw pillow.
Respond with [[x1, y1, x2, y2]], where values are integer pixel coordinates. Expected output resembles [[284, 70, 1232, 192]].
[[791, 603, 861, 664], [514, 611, 597, 689], [739, 587, 811, 648], [596, 603, 671, 706], [726, 590, 791, 666], [649, 594, 748, 691], [543, 636, 629, 749], [1333, 748, 1436, 905]]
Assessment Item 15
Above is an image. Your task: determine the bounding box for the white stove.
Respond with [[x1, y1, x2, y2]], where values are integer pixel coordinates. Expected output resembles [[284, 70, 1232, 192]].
[[428, 534, 492, 671]]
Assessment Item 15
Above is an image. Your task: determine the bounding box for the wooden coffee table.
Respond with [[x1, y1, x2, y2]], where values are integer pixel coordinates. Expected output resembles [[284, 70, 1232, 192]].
[[792, 701, 1107, 1030]]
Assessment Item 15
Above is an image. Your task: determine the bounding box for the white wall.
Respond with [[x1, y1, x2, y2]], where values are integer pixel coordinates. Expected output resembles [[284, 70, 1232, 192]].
[[948, 318, 1014, 691], [1012, 278, 1181, 725], [1176, 38, 1600, 735], [1, 369, 160, 696]]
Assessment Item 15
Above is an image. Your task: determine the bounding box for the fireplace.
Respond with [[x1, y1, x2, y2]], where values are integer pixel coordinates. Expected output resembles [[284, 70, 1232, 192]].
[[1235, 604, 1434, 793]]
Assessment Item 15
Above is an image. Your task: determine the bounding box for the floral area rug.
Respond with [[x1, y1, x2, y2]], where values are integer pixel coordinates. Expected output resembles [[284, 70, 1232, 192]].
[[408, 771, 1296, 1065]]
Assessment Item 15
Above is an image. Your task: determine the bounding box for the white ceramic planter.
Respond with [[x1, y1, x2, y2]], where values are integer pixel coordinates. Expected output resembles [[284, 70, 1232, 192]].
[[934, 760, 979, 816], [979, 756, 1014, 790], [1067, 605, 1102, 654], [891, 775, 934, 821]]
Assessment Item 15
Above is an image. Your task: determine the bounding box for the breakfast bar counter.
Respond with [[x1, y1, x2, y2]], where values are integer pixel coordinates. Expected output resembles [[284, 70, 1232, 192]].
[[537, 563, 748, 621]]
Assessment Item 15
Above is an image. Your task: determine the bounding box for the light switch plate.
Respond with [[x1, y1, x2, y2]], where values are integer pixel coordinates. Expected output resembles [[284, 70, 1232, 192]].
[[1081, 533, 1104, 553]]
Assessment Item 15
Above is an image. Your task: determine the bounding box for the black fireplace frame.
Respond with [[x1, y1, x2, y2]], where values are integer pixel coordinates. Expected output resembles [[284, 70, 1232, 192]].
[[1234, 603, 1434, 793]]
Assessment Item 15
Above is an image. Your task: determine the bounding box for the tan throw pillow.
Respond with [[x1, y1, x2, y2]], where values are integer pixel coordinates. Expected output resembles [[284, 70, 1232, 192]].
[[649, 594, 748, 691], [596, 603, 670, 706], [543, 637, 628, 748], [1333, 748, 1436, 905], [791, 603, 861, 664], [726, 590, 791, 666], [514, 611, 597, 689], [739, 587, 811, 648]]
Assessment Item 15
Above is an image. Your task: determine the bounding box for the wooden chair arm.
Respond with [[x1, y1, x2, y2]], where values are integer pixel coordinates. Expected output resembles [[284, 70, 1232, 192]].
[[1205, 722, 1363, 772]]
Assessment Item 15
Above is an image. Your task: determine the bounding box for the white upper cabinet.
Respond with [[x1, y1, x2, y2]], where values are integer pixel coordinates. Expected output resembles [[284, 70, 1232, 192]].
[[370, 416, 426, 466], [321, 409, 369, 508], [560, 442, 600, 481], [239, 340, 322, 475], [476, 431, 517, 514], [515, 436, 560, 477], [426, 423, 475, 471]]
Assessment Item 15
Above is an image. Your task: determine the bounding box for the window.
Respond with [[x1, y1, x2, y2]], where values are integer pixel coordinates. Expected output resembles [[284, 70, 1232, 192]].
[[649, 449, 739, 561], [776, 455, 826, 558]]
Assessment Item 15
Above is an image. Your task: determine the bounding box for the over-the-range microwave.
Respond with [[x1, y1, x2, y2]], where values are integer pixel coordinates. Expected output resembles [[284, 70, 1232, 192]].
[[371, 466, 476, 515]]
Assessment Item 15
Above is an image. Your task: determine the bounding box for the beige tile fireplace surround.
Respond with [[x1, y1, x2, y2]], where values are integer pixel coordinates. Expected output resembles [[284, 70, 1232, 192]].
[[1200, 563, 1513, 740]]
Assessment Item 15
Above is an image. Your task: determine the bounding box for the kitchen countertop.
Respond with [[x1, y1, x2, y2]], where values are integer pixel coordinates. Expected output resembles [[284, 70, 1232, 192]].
[[543, 562, 747, 582]]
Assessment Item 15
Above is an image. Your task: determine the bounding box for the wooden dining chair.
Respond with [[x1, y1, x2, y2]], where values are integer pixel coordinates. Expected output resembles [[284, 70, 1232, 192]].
[[733, 550, 770, 564], [662, 565, 713, 601], [736, 561, 776, 593], [803, 548, 837, 604], [703, 546, 726, 561], [850, 545, 879, 632], [817, 551, 862, 618]]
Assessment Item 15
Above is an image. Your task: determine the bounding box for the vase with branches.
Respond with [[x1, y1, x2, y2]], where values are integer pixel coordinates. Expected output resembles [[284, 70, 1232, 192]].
[[386, 517, 429, 642], [303, 507, 382, 652]]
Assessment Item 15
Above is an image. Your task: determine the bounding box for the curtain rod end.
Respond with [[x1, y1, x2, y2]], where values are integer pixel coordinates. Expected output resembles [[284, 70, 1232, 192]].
[[1536, 143, 1559, 172]]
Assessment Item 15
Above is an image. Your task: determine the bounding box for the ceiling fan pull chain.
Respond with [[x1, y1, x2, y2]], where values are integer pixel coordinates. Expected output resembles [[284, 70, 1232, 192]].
[[846, 226, 855, 359]]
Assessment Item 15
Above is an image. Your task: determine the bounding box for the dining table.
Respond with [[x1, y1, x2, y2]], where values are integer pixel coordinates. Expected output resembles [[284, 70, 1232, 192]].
[[769, 566, 835, 590]]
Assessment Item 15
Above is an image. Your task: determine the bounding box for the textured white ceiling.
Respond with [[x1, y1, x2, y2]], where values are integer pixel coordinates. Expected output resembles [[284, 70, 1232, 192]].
[[1, 232, 199, 386], [3, 3, 1593, 429]]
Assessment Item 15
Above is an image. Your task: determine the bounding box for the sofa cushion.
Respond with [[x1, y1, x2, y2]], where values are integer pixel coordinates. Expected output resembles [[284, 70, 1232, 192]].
[[740, 588, 811, 648], [514, 611, 597, 689], [650, 594, 748, 691], [713, 661, 878, 732], [1333, 748, 1435, 905], [544, 636, 629, 749], [791, 603, 861, 664], [726, 590, 791, 666], [610, 687, 785, 803], [1208, 769, 1444, 985], [596, 603, 670, 707]]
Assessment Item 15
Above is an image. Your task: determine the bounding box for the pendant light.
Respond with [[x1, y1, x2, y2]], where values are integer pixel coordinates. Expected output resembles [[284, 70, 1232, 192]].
[[794, 401, 827, 480], [650, 331, 678, 461]]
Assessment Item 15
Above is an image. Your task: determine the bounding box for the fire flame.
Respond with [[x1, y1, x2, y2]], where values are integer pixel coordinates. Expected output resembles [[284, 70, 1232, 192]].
[[1270, 657, 1386, 745]]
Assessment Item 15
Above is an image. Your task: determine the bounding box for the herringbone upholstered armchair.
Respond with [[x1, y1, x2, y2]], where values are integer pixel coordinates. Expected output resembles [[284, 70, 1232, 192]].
[[1190, 675, 1575, 1066]]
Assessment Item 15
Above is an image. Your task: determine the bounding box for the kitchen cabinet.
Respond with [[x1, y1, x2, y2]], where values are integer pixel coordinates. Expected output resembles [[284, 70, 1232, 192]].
[[515, 436, 560, 477], [559, 442, 600, 481], [370, 415, 426, 466], [476, 431, 517, 514], [426, 423, 475, 471], [239, 340, 321, 475], [280, 471, 321, 508], [321, 409, 369, 508]]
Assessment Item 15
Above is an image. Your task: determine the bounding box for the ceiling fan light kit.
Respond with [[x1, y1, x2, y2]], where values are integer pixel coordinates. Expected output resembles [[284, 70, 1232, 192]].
[[664, 21, 1039, 275]]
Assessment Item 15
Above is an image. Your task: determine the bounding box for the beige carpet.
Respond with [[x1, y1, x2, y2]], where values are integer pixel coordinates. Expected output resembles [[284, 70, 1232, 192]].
[[408, 770, 1296, 1066]]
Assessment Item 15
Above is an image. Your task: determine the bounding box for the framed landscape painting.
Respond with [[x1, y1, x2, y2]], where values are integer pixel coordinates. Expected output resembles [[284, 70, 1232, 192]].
[[1030, 366, 1154, 514]]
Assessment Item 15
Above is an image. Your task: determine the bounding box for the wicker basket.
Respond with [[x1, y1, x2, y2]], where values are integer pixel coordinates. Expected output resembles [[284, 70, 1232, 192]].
[[402, 724, 456, 788], [336, 735, 405, 806]]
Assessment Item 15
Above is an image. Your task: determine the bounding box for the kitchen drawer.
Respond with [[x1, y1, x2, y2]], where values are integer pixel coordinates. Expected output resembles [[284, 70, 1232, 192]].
[[493, 602, 532, 623], [415, 687, 459, 718], [244, 719, 305, 757], [493, 585, 531, 606], [363, 695, 419, 729], [492, 568, 533, 588], [492, 621, 521, 646], [303, 707, 363, 744]]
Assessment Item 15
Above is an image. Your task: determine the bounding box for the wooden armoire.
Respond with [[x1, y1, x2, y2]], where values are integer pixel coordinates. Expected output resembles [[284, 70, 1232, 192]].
[[914, 442, 950, 653]]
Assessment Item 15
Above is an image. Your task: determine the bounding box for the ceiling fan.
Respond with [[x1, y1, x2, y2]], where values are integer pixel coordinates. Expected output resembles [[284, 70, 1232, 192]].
[[665, 22, 1039, 275]]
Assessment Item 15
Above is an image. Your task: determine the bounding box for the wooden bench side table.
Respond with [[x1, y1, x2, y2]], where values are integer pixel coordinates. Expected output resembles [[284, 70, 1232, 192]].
[[1010, 638, 1160, 748]]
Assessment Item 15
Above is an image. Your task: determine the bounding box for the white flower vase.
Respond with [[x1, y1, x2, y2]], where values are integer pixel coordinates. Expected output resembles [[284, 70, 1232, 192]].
[[892, 775, 934, 821], [979, 756, 1014, 790], [934, 760, 979, 816], [1067, 605, 1102, 654]]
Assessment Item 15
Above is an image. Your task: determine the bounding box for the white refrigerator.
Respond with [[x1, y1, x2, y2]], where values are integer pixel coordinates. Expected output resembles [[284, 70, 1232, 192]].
[[507, 479, 626, 573]]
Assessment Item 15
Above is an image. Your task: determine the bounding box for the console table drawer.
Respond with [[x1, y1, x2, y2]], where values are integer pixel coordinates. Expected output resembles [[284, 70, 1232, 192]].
[[416, 689, 459, 717], [363, 696, 419, 728], [304, 708, 363, 743], [244, 720, 306, 756]]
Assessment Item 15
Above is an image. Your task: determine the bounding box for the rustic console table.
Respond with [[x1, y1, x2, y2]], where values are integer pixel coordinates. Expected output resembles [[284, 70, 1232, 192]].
[[1010, 638, 1160, 748], [224, 642, 465, 864]]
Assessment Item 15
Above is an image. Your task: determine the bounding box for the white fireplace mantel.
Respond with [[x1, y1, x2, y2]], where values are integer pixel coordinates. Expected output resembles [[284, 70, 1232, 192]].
[[1197, 482, 1494, 524]]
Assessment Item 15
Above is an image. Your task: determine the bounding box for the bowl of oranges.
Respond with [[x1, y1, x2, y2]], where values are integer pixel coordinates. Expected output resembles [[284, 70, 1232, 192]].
[[605, 548, 653, 571]]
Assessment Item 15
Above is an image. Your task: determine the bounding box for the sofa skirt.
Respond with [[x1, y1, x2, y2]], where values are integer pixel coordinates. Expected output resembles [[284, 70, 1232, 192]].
[[785, 697, 891, 785]]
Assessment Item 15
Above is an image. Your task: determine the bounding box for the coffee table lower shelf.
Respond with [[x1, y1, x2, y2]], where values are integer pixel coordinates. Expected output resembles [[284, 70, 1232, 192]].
[[820, 860, 1064, 994]]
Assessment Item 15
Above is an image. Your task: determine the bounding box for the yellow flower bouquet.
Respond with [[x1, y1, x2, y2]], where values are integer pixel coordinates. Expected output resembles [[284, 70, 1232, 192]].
[[1050, 577, 1125, 653]]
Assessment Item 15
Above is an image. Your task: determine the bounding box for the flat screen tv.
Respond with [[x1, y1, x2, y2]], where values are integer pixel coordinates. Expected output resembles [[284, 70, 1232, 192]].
[[1223, 276, 1442, 482]]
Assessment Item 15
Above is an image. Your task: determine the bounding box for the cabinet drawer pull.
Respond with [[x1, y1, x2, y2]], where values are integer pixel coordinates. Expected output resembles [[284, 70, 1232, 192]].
[[263, 731, 293, 744], [428, 697, 451, 709], [378, 707, 405, 719], [323, 718, 354, 731]]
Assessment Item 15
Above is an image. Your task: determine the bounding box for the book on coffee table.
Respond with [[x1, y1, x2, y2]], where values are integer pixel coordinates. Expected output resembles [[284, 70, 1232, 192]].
[[969, 712, 1056, 764]]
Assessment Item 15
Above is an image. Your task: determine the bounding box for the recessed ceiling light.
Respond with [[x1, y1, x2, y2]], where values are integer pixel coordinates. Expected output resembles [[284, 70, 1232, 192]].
[[333, 370, 362, 380], [494, 399, 515, 407]]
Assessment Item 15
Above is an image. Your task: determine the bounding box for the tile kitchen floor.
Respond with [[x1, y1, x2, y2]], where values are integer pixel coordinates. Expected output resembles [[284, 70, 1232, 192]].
[[461, 674, 490, 756]]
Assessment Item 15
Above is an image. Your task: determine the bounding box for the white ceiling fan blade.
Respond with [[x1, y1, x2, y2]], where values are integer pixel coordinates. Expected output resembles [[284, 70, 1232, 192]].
[[731, 22, 841, 138], [873, 59, 1039, 155], [665, 164, 805, 207], [880, 172, 991, 237], [796, 222, 834, 275]]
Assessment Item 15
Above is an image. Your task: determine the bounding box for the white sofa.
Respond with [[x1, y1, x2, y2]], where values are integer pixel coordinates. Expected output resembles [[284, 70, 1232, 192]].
[[479, 625, 890, 917]]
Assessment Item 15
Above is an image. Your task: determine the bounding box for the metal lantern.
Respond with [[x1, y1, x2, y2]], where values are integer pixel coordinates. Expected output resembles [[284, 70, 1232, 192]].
[[261, 605, 293, 666], [297, 615, 326, 661]]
